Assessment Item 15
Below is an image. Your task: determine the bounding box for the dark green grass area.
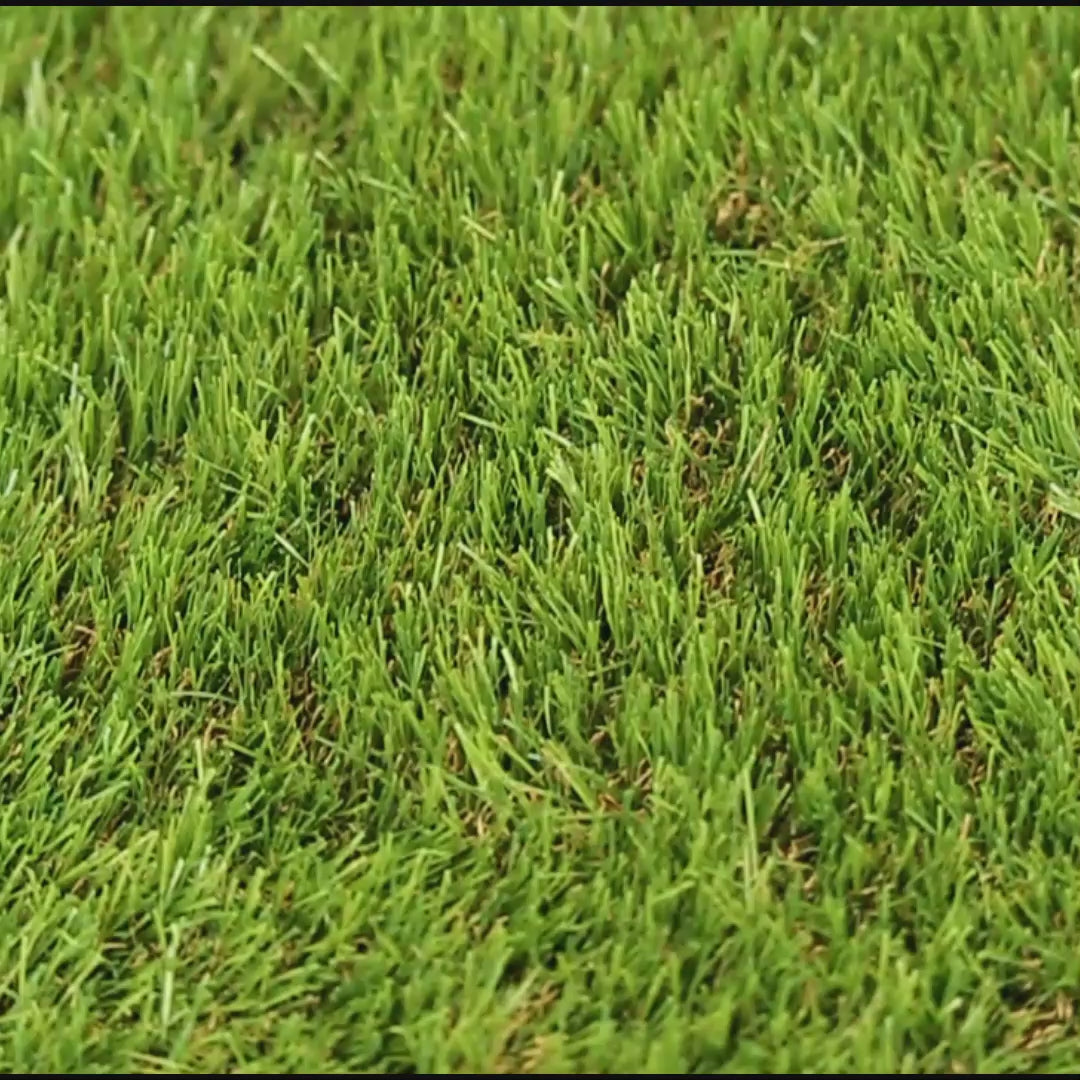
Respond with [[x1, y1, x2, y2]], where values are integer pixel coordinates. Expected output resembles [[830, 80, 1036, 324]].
[[4, 4, 1080, 1071]]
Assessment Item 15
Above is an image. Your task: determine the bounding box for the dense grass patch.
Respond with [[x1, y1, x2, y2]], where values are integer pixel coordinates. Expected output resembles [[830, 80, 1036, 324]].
[[3, 5, 1080, 1071]]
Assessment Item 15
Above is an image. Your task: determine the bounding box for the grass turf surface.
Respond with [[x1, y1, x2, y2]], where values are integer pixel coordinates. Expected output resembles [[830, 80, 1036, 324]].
[[3, 4, 1080, 1072]]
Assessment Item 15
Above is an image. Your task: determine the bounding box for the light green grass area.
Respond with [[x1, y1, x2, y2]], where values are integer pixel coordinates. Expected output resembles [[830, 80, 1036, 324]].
[[4, 5, 1080, 1072]]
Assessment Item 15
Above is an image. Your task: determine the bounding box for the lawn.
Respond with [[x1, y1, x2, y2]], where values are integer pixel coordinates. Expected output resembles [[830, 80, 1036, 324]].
[[3, 4, 1080, 1072]]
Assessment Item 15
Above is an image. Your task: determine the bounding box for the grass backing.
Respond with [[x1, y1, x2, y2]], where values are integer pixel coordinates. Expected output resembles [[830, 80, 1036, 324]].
[[3, 4, 1080, 1072]]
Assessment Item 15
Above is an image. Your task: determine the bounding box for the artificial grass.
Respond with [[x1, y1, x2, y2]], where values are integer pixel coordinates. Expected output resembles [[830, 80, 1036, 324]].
[[3, 4, 1080, 1072]]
